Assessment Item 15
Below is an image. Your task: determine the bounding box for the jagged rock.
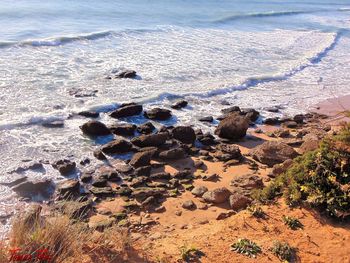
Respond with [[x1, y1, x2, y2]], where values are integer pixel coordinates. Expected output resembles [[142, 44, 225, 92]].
[[137, 122, 156, 134], [215, 113, 249, 140], [144, 108, 172, 120], [110, 103, 143, 118], [202, 187, 231, 204], [114, 70, 137, 79], [109, 124, 136, 136], [172, 126, 196, 144], [80, 120, 111, 136], [114, 162, 133, 174], [229, 193, 252, 210], [264, 106, 279, 113], [101, 139, 133, 154], [171, 100, 188, 109], [52, 159, 76, 175], [89, 217, 115, 231], [191, 186, 208, 197], [131, 133, 168, 147], [249, 141, 298, 167], [230, 174, 263, 189], [129, 151, 154, 168], [159, 148, 186, 160], [194, 160, 204, 168], [57, 180, 80, 195], [56, 200, 92, 219], [78, 111, 99, 118]]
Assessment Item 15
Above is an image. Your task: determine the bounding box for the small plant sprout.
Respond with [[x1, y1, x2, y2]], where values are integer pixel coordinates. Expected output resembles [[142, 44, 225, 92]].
[[247, 204, 265, 218], [231, 238, 262, 258], [179, 245, 203, 262], [271, 240, 296, 262], [282, 215, 303, 230]]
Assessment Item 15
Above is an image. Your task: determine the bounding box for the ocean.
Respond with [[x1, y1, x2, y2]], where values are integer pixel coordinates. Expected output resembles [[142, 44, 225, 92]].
[[0, 0, 350, 233]]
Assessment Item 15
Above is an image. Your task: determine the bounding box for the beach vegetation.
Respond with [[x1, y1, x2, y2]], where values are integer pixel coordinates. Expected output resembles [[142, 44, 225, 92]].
[[230, 238, 261, 258], [271, 240, 296, 262]]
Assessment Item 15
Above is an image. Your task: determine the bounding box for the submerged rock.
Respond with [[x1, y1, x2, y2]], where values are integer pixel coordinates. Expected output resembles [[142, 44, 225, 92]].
[[110, 103, 143, 118], [52, 159, 76, 175], [109, 123, 136, 136], [171, 100, 188, 109], [144, 108, 172, 120]]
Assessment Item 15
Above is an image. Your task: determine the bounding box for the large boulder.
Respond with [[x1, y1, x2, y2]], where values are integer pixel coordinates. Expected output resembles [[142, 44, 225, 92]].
[[80, 120, 111, 136], [215, 113, 249, 140], [129, 150, 155, 168], [131, 133, 168, 147], [202, 187, 231, 204], [101, 139, 133, 154], [144, 108, 172, 120], [159, 148, 186, 160], [249, 141, 298, 167], [172, 126, 196, 144], [110, 103, 143, 118]]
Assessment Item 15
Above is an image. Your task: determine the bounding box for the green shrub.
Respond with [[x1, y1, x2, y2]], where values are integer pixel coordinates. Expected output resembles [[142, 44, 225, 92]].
[[253, 125, 350, 218], [247, 204, 266, 218], [179, 245, 203, 261], [230, 238, 261, 258], [282, 216, 303, 230], [271, 241, 296, 262]]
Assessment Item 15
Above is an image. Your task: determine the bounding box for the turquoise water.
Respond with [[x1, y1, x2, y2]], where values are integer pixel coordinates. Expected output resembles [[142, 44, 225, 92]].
[[0, 1, 350, 231]]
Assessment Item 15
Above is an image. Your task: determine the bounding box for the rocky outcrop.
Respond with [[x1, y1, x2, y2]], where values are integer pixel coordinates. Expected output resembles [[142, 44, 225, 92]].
[[110, 103, 143, 118], [215, 113, 249, 140], [249, 141, 298, 167], [172, 126, 196, 144], [144, 108, 172, 120], [80, 120, 111, 136]]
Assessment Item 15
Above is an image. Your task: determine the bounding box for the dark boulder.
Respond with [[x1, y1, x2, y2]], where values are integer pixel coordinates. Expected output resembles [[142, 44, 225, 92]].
[[242, 108, 260, 122], [52, 159, 76, 175], [215, 113, 249, 140], [78, 111, 99, 118], [110, 103, 143, 118], [131, 133, 168, 147], [109, 123, 136, 136], [221, 106, 241, 114], [171, 100, 188, 109], [137, 122, 156, 134], [129, 150, 155, 168], [144, 108, 172, 120], [264, 117, 280, 125], [202, 187, 231, 204], [80, 120, 111, 136], [159, 147, 186, 160], [199, 116, 213, 122], [101, 139, 133, 154], [93, 149, 107, 160], [115, 70, 137, 79], [229, 193, 252, 210], [172, 126, 196, 144]]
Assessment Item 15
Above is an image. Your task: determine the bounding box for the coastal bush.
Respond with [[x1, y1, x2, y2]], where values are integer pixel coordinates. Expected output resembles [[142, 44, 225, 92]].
[[271, 240, 296, 262], [247, 204, 265, 218], [179, 245, 203, 261], [282, 216, 303, 230], [253, 124, 350, 219], [230, 238, 261, 258]]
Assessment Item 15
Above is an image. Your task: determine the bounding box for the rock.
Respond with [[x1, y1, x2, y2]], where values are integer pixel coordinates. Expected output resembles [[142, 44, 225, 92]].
[[93, 149, 107, 160], [92, 176, 108, 187], [264, 117, 280, 125], [202, 187, 231, 204], [150, 172, 171, 180], [159, 148, 186, 160], [282, 121, 298, 128], [199, 116, 213, 122], [114, 70, 137, 79], [52, 159, 76, 175], [89, 218, 115, 231], [221, 106, 241, 114], [144, 108, 172, 120], [293, 114, 304, 124], [101, 139, 133, 154], [229, 193, 252, 210], [12, 179, 53, 197], [42, 120, 64, 128], [216, 211, 235, 220], [80, 172, 93, 183], [249, 141, 298, 167], [194, 160, 204, 168], [57, 180, 80, 195], [215, 113, 249, 140], [9, 162, 44, 174], [215, 144, 242, 161], [89, 186, 114, 197], [78, 111, 99, 118], [182, 200, 196, 210], [171, 100, 188, 109], [131, 133, 168, 147], [110, 103, 143, 118], [80, 120, 111, 136], [109, 124, 136, 136], [129, 151, 154, 168], [230, 174, 263, 190], [299, 135, 320, 154], [56, 200, 92, 219], [265, 106, 279, 113], [242, 108, 260, 122], [172, 126, 196, 144], [271, 159, 293, 178], [191, 186, 208, 197], [274, 129, 290, 138], [202, 173, 219, 182], [114, 162, 133, 174], [137, 122, 156, 134], [132, 187, 166, 200], [134, 166, 152, 177], [197, 132, 217, 145]]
